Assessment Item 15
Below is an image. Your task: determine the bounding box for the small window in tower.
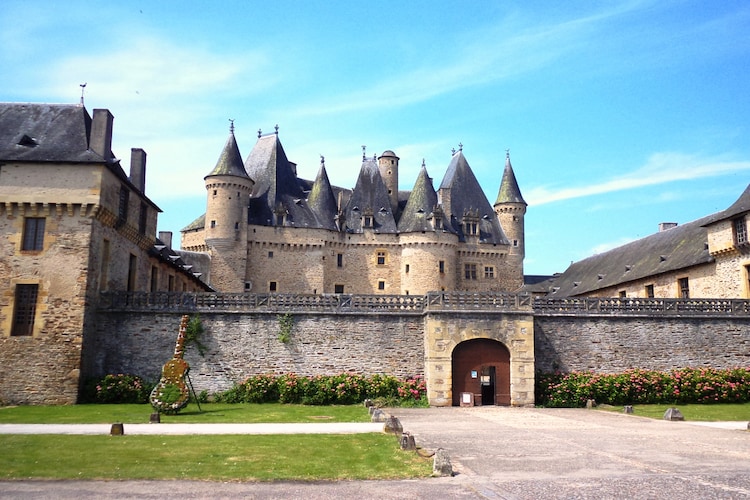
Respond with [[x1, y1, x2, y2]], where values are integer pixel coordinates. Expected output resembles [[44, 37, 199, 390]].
[[439, 260, 445, 274], [376, 251, 386, 265], [334, 284, 344, 294], [22, 217, 45, 251], [213, 189, 217, 196], [269, 281, 277, 292], [268, 251, 273, 258], [513, 239, 518, 247], [245, 281, 252, 291], [235, 222, 240, 230], [11, 284, 38, 336], [210, 220, 216, 228], [378, 281, 385, 290], [387, 170, 392, 175], [337, 253, 343, 268], [512, 215, 519, 222], [405, 264, 410, 273]]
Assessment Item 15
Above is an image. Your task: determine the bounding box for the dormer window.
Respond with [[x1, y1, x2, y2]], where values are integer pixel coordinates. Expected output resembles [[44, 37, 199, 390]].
[[364, 216, 372, 228]]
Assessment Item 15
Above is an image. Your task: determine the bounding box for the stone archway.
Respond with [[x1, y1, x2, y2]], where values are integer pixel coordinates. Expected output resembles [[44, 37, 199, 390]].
[[452, 338, 511, 406]]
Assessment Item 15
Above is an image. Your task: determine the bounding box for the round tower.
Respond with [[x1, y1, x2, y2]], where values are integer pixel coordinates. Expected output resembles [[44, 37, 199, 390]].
[[203, 125, 254, 291], [378, 150, 399, 216], [494, 151, 527, 261]]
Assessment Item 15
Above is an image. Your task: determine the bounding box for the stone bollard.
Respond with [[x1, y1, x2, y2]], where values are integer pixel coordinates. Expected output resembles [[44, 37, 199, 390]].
[[110, 423, 124, 435], [623, 405, 634, 414], [363, 399, 373, 408], [383, 415, 403, 434], [663, 407, 685, 421], [586, 399, 595, 409], [432, 448, 453, 477], [150, 412, 161, 423], [371, 408, 387, 423], [400, 432, 416, 451]]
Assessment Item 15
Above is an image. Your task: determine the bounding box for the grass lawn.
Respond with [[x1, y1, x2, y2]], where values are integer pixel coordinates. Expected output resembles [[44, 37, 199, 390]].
[[597, 402, 750, 421], [0, 403, 370, 424], [0, 433, 432, 481]]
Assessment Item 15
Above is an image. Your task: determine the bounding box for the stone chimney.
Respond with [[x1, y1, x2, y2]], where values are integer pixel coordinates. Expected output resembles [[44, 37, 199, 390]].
[[659, 222, 678, 232], [90, 109, 114, 160], [130, 148, 147, 193], [158, 231, 173, 248]]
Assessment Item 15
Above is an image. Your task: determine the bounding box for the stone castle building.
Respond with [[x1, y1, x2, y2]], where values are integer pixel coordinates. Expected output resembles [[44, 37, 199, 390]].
[[180, 128, 527, 296]]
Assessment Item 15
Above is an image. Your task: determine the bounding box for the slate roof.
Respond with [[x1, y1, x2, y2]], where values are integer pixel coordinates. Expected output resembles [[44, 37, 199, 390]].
[[344, 158, 398, 233], [438, 151, 509, 244], [0, 103, 108, 163], [702, 184, 750, 225], [550, 215, 714, 297], [306, 161, 338, 231], [397, 165, 453, 234], [206, 130, 251, 179], [495, 152, 526, 205]]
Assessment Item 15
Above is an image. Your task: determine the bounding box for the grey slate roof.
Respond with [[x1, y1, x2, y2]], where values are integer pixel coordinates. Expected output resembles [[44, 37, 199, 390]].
[[439, 151, 509, 244], [397, 165, 453, 234], [306, 161, 338, 231], [344, 158, 398, 233], [0, 103, 108, 163], [495, 152, 526, 205], [206, 131, 251, 179], [550, 215, 714, 297], [702, 184, 750, 225]]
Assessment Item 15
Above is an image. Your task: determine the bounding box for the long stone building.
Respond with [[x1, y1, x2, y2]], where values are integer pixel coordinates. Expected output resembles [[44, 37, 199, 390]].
[[180, 127, 527, 296]]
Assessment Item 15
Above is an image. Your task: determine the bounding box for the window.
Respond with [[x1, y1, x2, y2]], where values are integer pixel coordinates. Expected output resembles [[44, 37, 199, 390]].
[[364, 216, 372, 228], [337, 253, 343, 268], [22, 217, 45, 251], [150, 266, 158, 292], [168, 275, 175, 292], [645, 284, 655, 298], [484, 266, 494, 279], [235, 222, 240, 230], [405, 264, 410, 273], [439, 260, 445, 274], [210, 220, 216, 228], [434, 218, 442, 230], [377, 251, 386, 265], [118, 187, 129, 225], [213, 189, 217, 196], [245, 281, 252, 291], [678, 277, 690, 299], [269, 281, 277, 292], [734, 217, 748, 245], [268, 251, 274, 258], [11, 284, 38, 336], [378, 281, 385, 290], [619, 290, 627, 298], [334, 284, 344, 294], [127, 254, 137, 292], [464, 263, 477, 280], [513, 240, 519, 247], [138, 202, 148, 235]]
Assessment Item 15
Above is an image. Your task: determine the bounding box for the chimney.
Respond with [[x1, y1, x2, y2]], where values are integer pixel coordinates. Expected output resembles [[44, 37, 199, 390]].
[[90, 109, 114, 160], [130, 148, 147, 193], [158, 231, 173, 248], [659, 222, 678, 232]]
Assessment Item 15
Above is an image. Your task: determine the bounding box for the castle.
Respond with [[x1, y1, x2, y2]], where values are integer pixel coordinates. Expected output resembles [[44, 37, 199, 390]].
[[179, 127, 527, 296], [2, 101, 749, 407]]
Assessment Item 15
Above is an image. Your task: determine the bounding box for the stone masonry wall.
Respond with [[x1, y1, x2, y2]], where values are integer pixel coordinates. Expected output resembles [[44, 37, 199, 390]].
[[88, 311, 425, 394], [534, 315, 750, 374]]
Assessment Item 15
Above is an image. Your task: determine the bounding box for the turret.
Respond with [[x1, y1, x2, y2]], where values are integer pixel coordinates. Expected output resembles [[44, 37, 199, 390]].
[[377, 150, 400, 216], [493, 150, 527, 259], [203, 123, 254, 291]]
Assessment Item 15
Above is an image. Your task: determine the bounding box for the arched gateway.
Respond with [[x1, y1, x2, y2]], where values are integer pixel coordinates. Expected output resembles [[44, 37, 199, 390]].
[[422, 301, 535, 407], [452, 339, 511, 406]]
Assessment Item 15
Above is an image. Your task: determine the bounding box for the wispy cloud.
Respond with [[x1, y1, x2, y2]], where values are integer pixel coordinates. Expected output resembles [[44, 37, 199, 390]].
[[525, 152, 750, 206]]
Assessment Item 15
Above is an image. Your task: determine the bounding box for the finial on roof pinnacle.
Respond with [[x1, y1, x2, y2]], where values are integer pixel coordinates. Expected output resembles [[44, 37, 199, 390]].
[[373, 153, 376, 160], [451, 147, 456, 155], [79, 83, 87, 106], [505, 148, 510, 159], [362, 145, 366, 161], [422, 158, 426, 168], [274, 124, 279, 135], [229, 119, 235, 134], [320, 154, 325, 166], [258, 128, 262, 138], [458, 142, 463, 152]]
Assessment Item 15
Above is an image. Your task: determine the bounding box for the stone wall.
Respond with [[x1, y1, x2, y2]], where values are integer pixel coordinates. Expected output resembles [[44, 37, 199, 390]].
[[534, 314, 750, 373], [87, 311, 425, 394]]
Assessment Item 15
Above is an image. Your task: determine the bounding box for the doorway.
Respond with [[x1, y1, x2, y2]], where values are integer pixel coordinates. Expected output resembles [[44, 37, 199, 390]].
[[451, 338, 510, 406]]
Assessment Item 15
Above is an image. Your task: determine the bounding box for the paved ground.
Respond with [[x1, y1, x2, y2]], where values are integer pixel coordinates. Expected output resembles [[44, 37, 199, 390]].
[[1, 407, 749, 499]]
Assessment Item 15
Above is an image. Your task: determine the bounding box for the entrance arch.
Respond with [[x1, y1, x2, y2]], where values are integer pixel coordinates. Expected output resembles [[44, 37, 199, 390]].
[[451, 338, 511, 406]]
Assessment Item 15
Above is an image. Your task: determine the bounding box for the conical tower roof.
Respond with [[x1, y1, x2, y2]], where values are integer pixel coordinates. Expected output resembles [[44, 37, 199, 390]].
[[398, 163, 451, 233], [344, 157, 398, 233], [307, 158, 338, 231], [495, 151, 526, 205], [205, 128, 249, 179]]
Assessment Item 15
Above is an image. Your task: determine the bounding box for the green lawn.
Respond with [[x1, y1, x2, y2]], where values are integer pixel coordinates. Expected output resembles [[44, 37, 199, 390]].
[[597, 402, 750, 421], [0, 403, 370, 424], [0, 433, 432, 481]]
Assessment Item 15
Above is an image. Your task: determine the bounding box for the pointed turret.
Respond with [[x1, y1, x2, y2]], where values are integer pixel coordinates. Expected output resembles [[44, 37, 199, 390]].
[[398, 163, 451, 233], [344, 157, 398, 233], [494, 150, 526, 259], [205, 125, 250, 179], [307, 156, 338, 231]]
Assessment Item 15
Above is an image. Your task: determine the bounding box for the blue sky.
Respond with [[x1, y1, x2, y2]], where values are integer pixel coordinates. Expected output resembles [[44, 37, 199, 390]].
[[2, 1, 749, 275]]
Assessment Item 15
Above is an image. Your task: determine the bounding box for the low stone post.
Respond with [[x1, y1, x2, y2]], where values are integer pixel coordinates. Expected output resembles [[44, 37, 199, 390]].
[[110, 423, 124, 435], [383, 415, 403, 434], [371, 408, 387, 422], [400, 432, 416, 451], [663, 407, 685, 421], [432, 448, 453, 476], [623, 405, 634, 414]]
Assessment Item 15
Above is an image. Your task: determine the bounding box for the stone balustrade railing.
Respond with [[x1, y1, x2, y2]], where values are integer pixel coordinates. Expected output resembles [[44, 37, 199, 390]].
[[98, 291, 750, 316]]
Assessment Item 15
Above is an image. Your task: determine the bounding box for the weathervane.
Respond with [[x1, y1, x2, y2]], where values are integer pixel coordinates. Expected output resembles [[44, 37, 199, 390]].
[[229, 119, 235, 134], [274, 124, 279, 135], [79, 83, 87, 106], [362, 145, 366, 161]]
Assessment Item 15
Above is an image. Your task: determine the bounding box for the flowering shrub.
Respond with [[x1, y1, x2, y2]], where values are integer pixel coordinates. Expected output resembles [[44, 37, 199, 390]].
[[86, 374, 153, 404], [216, 373, 427, 406], [536, 367, 750, 407]]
